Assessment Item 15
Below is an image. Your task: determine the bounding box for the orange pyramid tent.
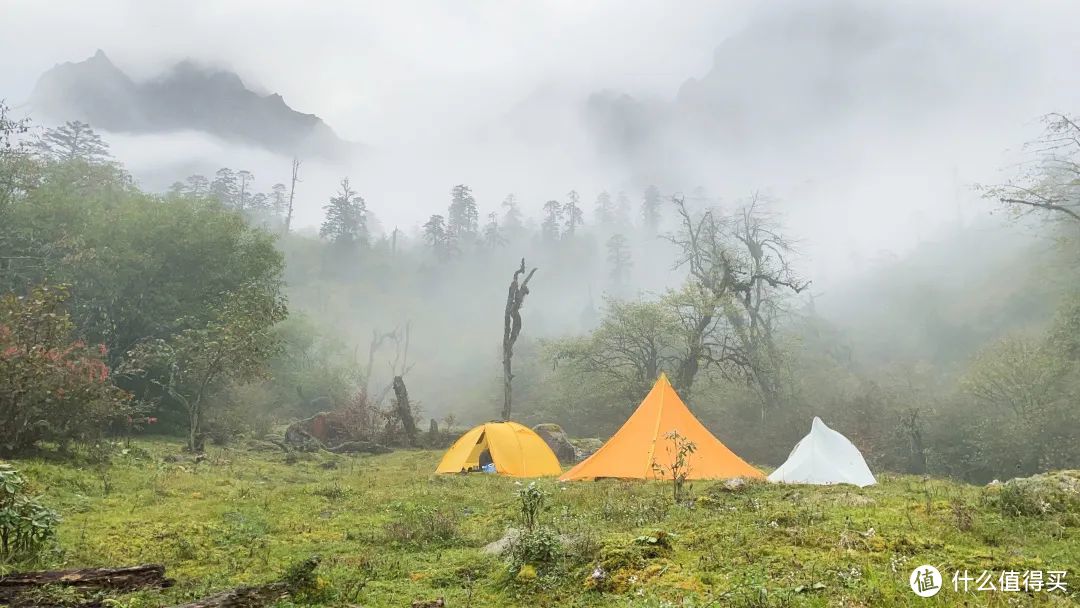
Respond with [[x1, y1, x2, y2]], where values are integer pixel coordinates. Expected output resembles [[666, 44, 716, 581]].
[[559, 374, 763, 481]]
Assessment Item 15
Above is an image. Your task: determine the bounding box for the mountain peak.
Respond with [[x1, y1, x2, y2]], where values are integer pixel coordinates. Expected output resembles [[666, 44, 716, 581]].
[[28, 51, 356, 161]]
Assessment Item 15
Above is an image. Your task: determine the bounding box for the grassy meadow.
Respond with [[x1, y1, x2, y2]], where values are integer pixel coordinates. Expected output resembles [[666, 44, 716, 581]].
[[3, 439, 1078, 607]]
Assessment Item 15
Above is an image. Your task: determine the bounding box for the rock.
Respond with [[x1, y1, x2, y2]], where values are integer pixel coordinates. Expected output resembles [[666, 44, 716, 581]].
[[411, 599, 445, 608], [482, 528, 521, 555], [570, 437, 603, 461], [987, 470, 1080, 516], [722, 477, 748, 492], [283, 422, 323, 452], [532, 423, 577, 464]]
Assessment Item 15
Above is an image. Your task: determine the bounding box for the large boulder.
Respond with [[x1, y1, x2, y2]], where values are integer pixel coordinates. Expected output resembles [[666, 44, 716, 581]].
[[532, 423, 577, 464], [570, 437, 604, 461]]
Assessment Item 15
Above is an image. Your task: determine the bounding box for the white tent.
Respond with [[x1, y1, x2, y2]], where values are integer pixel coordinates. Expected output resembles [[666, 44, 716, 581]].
[[768, 417, 876, 487]]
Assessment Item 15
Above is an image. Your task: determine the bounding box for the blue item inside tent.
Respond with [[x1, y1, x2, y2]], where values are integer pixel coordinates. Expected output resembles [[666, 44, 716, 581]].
[[481, 463, 496, 474]]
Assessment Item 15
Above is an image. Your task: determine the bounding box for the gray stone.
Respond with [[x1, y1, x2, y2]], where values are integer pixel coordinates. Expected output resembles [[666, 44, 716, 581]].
[[532, 423, 577, 464]]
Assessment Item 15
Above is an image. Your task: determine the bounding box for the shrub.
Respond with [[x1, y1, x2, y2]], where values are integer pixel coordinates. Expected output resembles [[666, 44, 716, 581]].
[[0, 465, 60, 564], [506, 526, 561, 574], [0, 285, 132, 455], [382, 505, 459, 547]]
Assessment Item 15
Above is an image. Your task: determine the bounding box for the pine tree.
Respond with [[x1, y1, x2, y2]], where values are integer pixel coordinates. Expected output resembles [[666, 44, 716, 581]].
[[448, 184, 479, 239], [34, 121, 111, 163], [606, 233, 633, 288], [236, 170, 255, 211], [641, 185, 662, 233], [211, 168, 238, 206], [250, 192, 269, 213], [563, 190, 584, 238], [185, 174, 210, 197], [541, 200, 562, 243], [615, 191, 633, 228], [594, 190, 615, 226], [422, 213, 449, 257], [501, 193, 523, 231], [320, 177, 368, 247], [483, 211, 505, 248], [270, 183, 288, 217]]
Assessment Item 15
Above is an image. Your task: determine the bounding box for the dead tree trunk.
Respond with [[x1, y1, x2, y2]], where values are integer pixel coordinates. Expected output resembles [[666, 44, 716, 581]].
[[0, 565, 173, 603], [392, 375, 416, 446], [502, 258, 537, 420], [284, 158, 301, 235]]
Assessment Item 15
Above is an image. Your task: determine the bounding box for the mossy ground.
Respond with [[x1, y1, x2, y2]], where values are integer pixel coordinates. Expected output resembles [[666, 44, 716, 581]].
[[4, 439, 1078, 607]]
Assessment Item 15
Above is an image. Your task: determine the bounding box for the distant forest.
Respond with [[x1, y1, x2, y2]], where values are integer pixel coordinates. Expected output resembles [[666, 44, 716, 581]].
[[3, 108, 1080, 482]]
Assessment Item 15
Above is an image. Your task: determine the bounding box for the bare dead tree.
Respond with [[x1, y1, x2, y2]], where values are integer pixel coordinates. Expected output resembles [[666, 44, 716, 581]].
[[502, 258, 537, 420], [980, 113, 1080, 224], [360, 327, 399, 397], [668, 194, 808, 421], [284, 158, 301, 234]]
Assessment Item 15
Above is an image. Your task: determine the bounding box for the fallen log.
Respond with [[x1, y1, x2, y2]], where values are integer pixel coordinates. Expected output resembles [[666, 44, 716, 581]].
[[0, 564, 173, 603]]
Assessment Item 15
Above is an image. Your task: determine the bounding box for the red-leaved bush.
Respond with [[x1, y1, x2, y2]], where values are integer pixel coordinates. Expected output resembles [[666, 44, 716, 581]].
[[0, 285, 132, 454]]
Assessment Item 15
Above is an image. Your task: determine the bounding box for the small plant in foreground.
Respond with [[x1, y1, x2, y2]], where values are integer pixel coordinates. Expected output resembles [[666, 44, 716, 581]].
[[650, 429, 696, 503], [518, 482, 547, 532], [0, 464, 60, 564]]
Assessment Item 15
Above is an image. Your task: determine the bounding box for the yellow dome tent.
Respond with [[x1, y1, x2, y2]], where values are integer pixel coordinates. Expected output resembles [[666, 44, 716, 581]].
[[559, 374, 763, 481], [436, 421, 561, 477]]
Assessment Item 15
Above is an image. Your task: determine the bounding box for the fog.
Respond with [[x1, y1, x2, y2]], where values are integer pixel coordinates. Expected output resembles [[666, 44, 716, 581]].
[[5, 1, 1079, 287], [6, 0, 1080, 491]]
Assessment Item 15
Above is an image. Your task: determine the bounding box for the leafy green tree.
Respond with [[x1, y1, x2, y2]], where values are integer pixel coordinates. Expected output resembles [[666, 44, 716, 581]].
[[3, 173, 283, 368], [0, 101, 34, 215], [33, 121, 110, 164], [320, 178, 368, 248], [549, 298, 680, 402], [962, 335, 1063, 418], [122, 282, 287, 452], [981, 113, 1080, 223], [0, 284, 131, 455]]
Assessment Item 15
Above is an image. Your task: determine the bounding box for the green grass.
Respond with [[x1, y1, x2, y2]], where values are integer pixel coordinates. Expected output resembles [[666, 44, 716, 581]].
[[3, 439, 1078, 607]]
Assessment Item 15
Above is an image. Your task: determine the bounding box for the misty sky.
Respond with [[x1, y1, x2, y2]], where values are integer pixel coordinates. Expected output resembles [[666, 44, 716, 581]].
[[4, 0, 1080, 286]]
